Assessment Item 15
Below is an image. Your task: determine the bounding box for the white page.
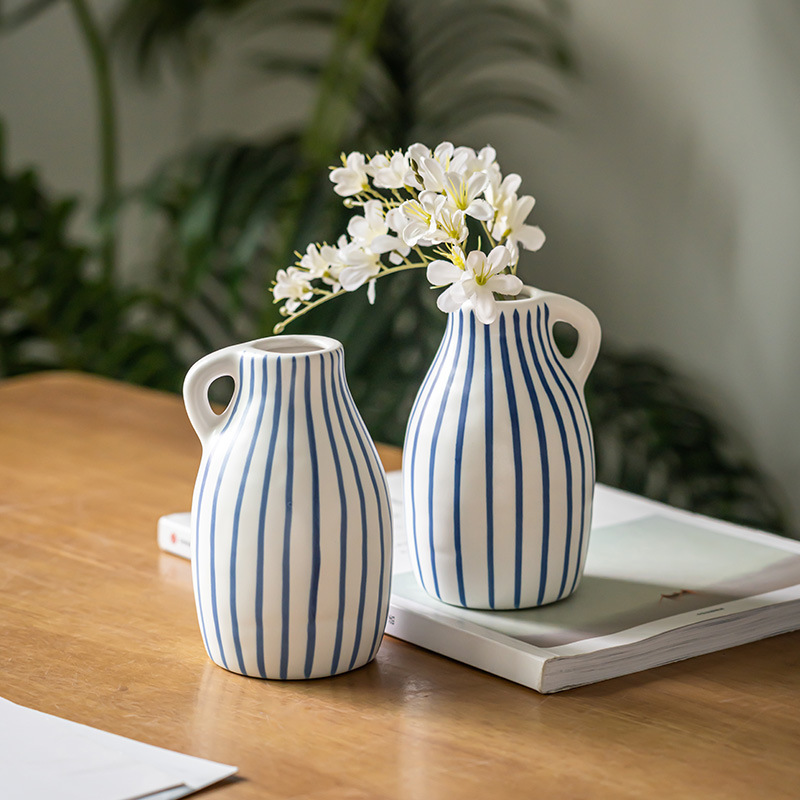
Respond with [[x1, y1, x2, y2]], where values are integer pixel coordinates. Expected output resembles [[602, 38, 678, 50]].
[[0, 698, 236, 800]]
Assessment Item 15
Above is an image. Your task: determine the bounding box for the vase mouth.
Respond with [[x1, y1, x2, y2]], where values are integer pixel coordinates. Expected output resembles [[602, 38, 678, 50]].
[[497, 285, 541, 303], [245, 334, 341, 357]]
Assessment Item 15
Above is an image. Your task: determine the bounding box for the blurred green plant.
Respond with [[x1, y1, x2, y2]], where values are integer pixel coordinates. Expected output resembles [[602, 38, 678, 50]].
[[0, 0, 790, 533], [0, 124, 184, 388]]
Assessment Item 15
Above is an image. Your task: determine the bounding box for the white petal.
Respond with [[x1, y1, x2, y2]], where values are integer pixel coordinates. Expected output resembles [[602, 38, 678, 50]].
[[471, 285, 499, 324], [466, 172, 488, 200], [465, 199, 494, 221], [427, 259, 463, 286], [347, 216, 369, 240], [512, 195, 536, 226], [339, 264, 374, 291], [486, 273, 523, 295], [464, 250, 487, 277], [369, 234, 400, 254], [436, 282, 468, 313], [515, 224, 546, 252], [367, 279, 376, 305], [486, 245, 512, 276]]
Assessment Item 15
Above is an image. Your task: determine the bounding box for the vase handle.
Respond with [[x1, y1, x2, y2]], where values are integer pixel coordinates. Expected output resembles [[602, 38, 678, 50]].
[[544, 294, 601, 390], [183, 346, 240, 449]]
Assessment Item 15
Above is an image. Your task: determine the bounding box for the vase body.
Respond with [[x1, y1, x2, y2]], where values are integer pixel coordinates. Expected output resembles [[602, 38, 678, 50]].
[[184, 335, 392, 679], [403, 288, 601, 610]]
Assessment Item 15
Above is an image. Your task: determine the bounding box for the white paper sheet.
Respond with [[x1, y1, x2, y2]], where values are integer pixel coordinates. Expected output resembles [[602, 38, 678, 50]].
[[0, 697, 237, 800]]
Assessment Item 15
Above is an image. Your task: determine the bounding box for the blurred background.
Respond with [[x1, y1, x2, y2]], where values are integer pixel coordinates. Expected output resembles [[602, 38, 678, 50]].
[[1, 0, 798, 536]]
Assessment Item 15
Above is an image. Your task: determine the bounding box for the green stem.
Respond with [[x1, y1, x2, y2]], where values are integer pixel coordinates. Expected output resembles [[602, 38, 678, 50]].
[[274, 260, 428, 333], [68, 0, 118, 285]]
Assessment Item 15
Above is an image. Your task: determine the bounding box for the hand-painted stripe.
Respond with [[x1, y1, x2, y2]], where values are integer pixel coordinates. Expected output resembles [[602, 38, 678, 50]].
[[426, 312, 465, 600], [208, 358, 251, 668], [279, 357, 298, 680], [339, 354, 392, 659], [320, 352, 348, 675], [527, 310, 572, 600], [303, 359, 322, 678], [406, 320, 450, 433], [541, 305, 589, 594], [512, 310, 550, 605], [452, 311, 476, 606], [229, 358, 267, 673], [483, 323, 496, 609], [334, 352, 388, 661], [498, 314, 524, 608], [407, 320, 456, 591], [255, 359, 282, 678], [329, 352, 369, 672]]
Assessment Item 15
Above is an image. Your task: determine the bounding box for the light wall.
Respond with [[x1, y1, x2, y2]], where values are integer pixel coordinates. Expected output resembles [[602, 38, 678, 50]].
[[1, 0, 798, 532]]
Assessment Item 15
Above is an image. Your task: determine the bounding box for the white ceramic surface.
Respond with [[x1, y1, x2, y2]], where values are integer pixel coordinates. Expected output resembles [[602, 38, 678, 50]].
[[403, 288, 601, 610], [184, 335, 392, 679]]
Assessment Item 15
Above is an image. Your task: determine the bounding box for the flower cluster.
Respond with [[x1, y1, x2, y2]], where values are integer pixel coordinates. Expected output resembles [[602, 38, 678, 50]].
[[272, 142, 545, 330]]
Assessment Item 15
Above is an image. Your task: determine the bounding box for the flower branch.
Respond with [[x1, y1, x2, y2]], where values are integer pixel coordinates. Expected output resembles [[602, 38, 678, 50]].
[[272, 142, 546, 328]]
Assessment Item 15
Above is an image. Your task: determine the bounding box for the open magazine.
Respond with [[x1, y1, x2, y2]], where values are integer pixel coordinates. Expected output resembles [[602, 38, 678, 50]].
[[384, 472, 800, 692], [157, 473, 800, 693]]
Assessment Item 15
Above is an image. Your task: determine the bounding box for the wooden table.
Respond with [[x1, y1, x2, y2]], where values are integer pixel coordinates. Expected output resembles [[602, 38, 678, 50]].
[[1, 372, 799, 800]]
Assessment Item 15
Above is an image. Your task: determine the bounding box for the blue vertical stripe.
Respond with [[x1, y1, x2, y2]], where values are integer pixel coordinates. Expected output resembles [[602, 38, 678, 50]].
[[483, 323, 496, 609], [208, 358, 251, 668], [229, 358, 267, 673], [407, 320, 456, 590], [279, 357, 298, 680], [426, 312, 465, 600], [527, 310, 572, 600], [334, 351, 388, 662], [320, 352, 348, 675], [452, 311, 476, 607], [540, 305, 590, 594], [512, 310, 550, 606], [255, 359, 282, 678], [329, 352, 369, 672], [304, 360, 322, 678], [498, 314, 524, 608]]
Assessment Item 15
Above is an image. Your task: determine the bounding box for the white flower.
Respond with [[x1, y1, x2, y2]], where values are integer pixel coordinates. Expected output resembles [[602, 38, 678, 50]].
[[298, 243, 329, 279], [413, 142, 472, 192], [433, 203, 469, 244], [485, 172, 522, 216], [395, 192, 449, 247], [368, 151, 411, 189], [492, 194, 546, 261], [330, 152, 369, 197], [469, 145, 497, 175], [273, 267, 314, 313], [338, 242, 382, 303], [347, 200, 402, 255], [442, 171, 493, 220], [427, 245, 523, 324]]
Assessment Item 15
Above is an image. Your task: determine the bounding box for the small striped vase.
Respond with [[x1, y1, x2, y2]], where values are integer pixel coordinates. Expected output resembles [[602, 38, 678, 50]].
[[403, 287, 601, 610], [183, 335, 392, 679]]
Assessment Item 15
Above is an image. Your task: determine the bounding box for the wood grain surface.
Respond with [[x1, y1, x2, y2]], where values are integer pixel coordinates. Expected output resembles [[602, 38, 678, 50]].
[[0, 372, 798, 799]]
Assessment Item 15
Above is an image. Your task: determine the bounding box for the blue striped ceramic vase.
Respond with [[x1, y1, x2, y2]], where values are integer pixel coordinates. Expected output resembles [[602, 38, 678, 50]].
[[183, 335, 392, 679], [403, 287, 601, 610]]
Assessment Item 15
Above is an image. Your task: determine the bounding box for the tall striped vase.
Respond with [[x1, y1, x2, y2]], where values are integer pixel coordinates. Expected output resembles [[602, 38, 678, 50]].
[[403, 287, 601, 610], [183, 335, 392, 679]]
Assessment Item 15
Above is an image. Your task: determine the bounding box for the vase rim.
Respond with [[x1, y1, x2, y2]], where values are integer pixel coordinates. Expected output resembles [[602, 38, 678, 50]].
[[243, 334, 342, 358], [497, 285, 543, 303]]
